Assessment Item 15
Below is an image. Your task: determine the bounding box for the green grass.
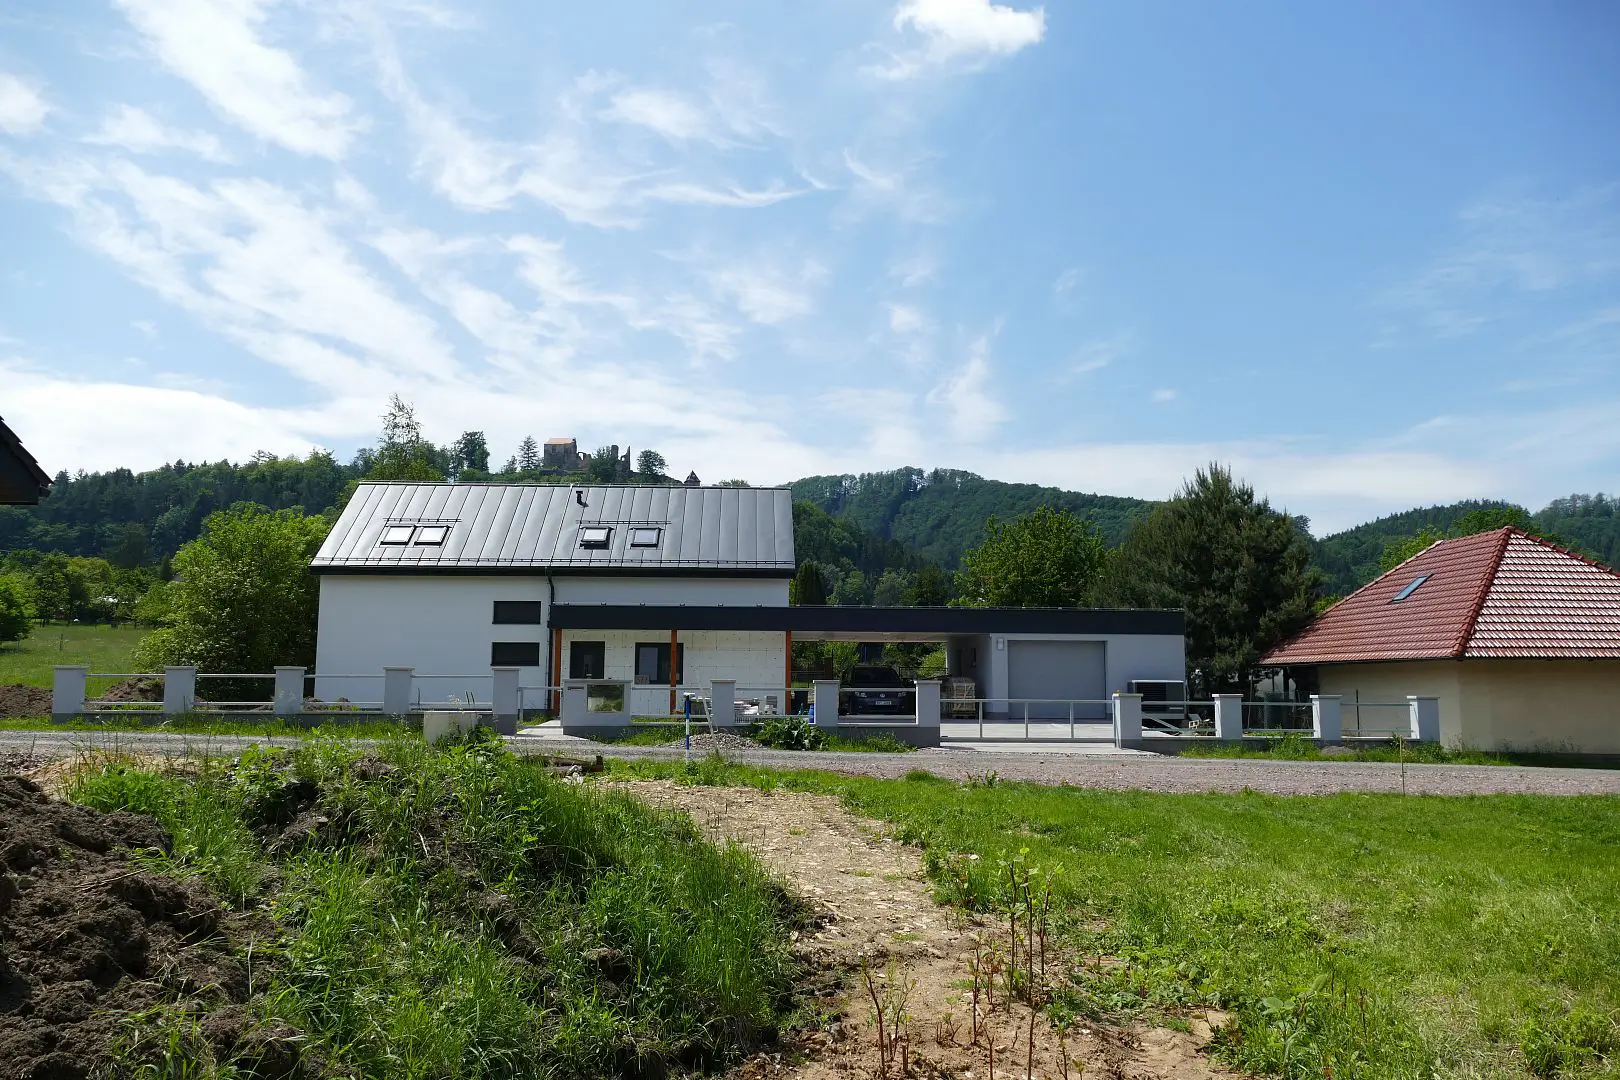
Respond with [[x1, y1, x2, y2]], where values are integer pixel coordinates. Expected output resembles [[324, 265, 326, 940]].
[[0, 713, 415, 738], [1175, 731, 1620, 770], [610, 756, 1620, 1080], [67, 732, 799, 1079], [0, 622, 147, 688]]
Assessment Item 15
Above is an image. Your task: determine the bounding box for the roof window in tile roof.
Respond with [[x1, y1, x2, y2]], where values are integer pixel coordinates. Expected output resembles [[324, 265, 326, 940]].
[[1390, 574, 1430, 602]]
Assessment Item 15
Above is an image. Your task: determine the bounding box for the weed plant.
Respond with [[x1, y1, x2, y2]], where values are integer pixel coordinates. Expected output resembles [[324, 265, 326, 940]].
[[614, 757, 1620, 1080], [69, 731, 798, 1078]]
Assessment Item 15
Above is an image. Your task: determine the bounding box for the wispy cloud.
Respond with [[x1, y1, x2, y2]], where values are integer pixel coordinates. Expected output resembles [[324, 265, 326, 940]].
[[0, 72, 50, 135], [1071, 332, 1132, 375], [874, 0, 1047, 80], [113, 0, 360, 158], [1150, 387, 1176, 403], [927, 334, 1008, 441], [1052, 267, 1079, 297], [84, 104, 230, 162]]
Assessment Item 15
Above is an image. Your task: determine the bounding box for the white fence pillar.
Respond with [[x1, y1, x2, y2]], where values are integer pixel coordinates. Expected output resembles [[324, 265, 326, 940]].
[[1212, 694, 1243, 740], [490, 667, 519, 734], [53, 665, 87, 719], [914, 680, 942, 733], [163, 666, 196, 714], [560, 684, 588, 727], [1113, 692, 1143, 746], [1311, 694, 1343, 741], [812, 680, 840, 726], [1408, 695, 1440, 742], [382, 667, 413, 715], [709, 679, 737, 729], [274, 667, 305, 715]]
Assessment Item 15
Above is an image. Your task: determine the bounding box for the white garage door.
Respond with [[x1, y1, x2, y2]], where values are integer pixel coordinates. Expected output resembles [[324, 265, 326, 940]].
[[1007, 640, 1106, 718]]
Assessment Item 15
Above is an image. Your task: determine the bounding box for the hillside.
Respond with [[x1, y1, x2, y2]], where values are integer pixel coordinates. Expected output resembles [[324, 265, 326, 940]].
[[789, 467, 1155, 568]]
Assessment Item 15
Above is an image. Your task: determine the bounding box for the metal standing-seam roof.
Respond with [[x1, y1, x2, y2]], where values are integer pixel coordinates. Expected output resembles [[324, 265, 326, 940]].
[[311, 482, 795, 575], [1264, 527, 1620, 664]]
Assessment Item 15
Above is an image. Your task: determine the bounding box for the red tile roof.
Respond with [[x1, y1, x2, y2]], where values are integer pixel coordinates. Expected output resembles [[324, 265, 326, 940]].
[[1264, 528, 1620, 664]]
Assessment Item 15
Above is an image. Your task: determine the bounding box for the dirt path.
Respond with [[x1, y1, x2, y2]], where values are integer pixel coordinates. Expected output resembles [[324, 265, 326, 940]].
[[625, 780, 1234, 1080]]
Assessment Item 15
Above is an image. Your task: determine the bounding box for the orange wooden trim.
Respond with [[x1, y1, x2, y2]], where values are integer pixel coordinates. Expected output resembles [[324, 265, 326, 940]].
[[784, 629, 793, 695], [669, 628, 679, 714]]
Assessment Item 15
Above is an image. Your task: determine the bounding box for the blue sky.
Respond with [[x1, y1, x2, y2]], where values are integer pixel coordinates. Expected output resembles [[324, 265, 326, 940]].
[[2, 0, 1617, 534]]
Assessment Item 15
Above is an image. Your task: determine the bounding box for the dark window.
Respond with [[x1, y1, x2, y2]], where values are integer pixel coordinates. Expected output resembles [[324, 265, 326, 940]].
[[634, 642, 683, 684], [493, 600, 545, 624], [570, 641, 606, 679], [1391, 574, 1430, 602], [491, 641, 540, 667]]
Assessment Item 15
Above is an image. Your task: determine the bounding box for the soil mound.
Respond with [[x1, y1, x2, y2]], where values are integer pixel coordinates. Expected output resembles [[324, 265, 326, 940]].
[[0, 774, 282, 1080], [0, 685, 52, 719], [99, 678, 163, 704]]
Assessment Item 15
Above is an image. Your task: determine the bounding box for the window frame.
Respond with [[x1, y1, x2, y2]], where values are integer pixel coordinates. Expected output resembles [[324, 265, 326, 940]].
[[379, 524, 416, 545], [490, 641, 541, 667], [629, 526, 662, 548], [633, 641, 684, 685], [1390, 574, 1431, 603], [414, 524, 450, 545], [578, 525, 612, 548]]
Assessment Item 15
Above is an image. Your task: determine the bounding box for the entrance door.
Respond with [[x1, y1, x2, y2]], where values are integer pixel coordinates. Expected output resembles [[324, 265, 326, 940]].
[[1006, 640, 1106, 719]]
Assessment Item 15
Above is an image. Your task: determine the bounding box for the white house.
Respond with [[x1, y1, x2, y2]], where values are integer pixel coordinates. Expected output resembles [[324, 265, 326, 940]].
[[312, 481, 1186, 720]]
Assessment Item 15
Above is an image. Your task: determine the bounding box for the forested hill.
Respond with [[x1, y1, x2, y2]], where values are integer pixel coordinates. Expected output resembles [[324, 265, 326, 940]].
[[789, 467, 1155, 569], [1313, 495, 1620, 594]]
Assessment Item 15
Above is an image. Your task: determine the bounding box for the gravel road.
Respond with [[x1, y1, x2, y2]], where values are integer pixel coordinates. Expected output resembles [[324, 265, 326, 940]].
[[7, 728, 1617, 796]]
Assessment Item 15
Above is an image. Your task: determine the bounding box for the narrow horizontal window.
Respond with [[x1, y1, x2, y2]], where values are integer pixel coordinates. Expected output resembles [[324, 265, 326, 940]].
[[630, 527, 661, 547], [415, 524, 449, 545], [379, 524, 415, 545], [579, 526, 612, 548], [493, 601, 545, 625], [491, 641, 541, 667], [1391, 574, 1430, 602]]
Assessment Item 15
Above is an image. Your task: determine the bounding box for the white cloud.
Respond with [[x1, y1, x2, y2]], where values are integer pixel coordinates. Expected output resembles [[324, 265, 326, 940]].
[[888, 303, 930, 335], [84, 104, 230, 162], [1070, 332, 1132, 374], [1151, 388, 1177, 403], [132, 319, 157, 336], [113, 0, 360, 158], [876, 0, 1046, 79], [1052, 267, 1079, 296], [0, 73, 50, 135], [926, 335, 1008, 442], [706, 257, 824, 325], [603, 88, 714, 142], [889, 254, 938, 287]]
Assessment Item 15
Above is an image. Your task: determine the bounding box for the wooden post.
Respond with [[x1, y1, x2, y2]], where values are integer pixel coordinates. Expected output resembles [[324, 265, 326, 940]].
[[669, 628, 679, 715], [784, 629, 793, 708], [550, 628, 563, 713]]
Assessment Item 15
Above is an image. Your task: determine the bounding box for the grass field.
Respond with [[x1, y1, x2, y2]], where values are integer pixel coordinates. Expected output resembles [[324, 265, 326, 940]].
[[0, 714, 415, 737], [1175, 731, 1618, 770], [616, 756, 1620, 1079], [66, 732, 798, 1078], [0, 622, 147, 687]]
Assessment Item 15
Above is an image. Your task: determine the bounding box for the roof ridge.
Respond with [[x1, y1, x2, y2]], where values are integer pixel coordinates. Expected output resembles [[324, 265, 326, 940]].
[[1454, 527, 1514, 655]]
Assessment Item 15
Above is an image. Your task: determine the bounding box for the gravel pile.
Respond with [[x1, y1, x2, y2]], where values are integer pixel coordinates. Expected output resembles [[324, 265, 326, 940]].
[[663, 731, 764, 754]]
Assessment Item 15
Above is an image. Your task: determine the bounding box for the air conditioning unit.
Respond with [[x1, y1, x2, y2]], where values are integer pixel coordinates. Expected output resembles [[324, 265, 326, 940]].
[[1129, 680, 1187, 717]]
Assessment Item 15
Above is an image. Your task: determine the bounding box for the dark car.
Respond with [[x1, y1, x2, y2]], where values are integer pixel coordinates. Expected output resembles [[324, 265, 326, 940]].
[[840, 665, 915, 716]]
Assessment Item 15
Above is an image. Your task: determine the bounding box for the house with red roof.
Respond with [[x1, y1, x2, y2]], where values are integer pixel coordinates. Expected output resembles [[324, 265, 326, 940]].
[[1264, 527, 1620, 754]]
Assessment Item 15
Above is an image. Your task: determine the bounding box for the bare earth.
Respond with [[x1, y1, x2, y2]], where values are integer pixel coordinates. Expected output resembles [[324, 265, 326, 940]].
[[623, 779, 1234, 1080]]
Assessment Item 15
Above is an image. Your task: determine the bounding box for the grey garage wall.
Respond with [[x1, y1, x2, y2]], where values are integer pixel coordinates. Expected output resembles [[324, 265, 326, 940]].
[[1006, 640, 1107, 718]]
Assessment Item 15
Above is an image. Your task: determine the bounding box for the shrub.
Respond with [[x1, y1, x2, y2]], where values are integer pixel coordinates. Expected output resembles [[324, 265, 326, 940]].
[[0, 574, 32, 645], [751, 715, 829, 751]]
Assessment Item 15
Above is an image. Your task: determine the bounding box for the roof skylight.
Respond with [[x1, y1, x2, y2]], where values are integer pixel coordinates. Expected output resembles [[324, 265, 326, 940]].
[[629, 527, 661, 547], [1391, 574, 1430, 602], [415, 525, 449, 545], [379, 524, 415, 545], [579, 526, 612, 548]]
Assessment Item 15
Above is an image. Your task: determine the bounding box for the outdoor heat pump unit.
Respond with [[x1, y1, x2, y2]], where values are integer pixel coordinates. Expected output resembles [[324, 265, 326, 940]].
[[1130, 680, 1187, 718]]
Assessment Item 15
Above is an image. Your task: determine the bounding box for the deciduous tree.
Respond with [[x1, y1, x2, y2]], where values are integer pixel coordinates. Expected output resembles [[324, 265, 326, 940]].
[[953, 506, 1106, 607], [636, 449, 667, 478], [452, 431, 490, 474], [0, 576, 33, 645]]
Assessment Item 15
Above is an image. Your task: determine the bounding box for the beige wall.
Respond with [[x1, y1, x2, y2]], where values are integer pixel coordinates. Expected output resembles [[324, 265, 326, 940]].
[[1318, 659, 1620, 754]]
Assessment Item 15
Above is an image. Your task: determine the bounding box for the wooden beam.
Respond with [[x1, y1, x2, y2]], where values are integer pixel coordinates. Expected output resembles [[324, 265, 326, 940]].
[[669, 628, 679, 715], [784, 629, 793, 707], [550, 628, 563, 713]]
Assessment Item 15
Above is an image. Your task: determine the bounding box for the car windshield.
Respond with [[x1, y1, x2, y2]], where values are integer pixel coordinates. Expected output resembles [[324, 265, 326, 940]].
[[849, 666, 903, 687]]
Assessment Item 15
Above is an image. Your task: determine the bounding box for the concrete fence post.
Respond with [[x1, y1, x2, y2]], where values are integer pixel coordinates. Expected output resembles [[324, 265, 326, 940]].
[[1113, 692, 1143, 747], [709, 679, 736, 729], [1311, 694, 1343, 742], [1212, 694, 1243, 740], [914, 680, 942, 730], [812, 680, 840, 727], [560, 684, 588, 728], [490, 667, 519, 735], [1408, 695, 1440, 742], [163, 666, 196, 715], [52, 665, 87, 721], [382, 667, 414, 716], [274, 667, 305, 716]]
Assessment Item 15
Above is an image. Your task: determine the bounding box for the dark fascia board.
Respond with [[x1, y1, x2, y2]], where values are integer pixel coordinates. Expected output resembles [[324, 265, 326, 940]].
[[0, 415, 50, 505], [549, 604, 1185, 635], [311, 564, 793, 579]]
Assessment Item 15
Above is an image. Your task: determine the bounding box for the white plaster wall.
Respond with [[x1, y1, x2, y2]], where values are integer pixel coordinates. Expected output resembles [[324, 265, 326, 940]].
[[559, 628, 786, 716], [553, 577, 788, 605], [1317, 663, 1462, 741], [315, 575, 547, 704]]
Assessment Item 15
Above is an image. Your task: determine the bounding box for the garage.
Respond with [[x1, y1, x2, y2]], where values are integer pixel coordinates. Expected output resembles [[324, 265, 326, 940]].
[[1007, 640, 1107, 718]]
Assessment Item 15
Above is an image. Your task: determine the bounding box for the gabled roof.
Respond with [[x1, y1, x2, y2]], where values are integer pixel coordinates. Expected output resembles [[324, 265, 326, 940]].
[[1265, 527, 1620, 664], [312, 482, 795, 576], [0, 415, 51, 505]]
